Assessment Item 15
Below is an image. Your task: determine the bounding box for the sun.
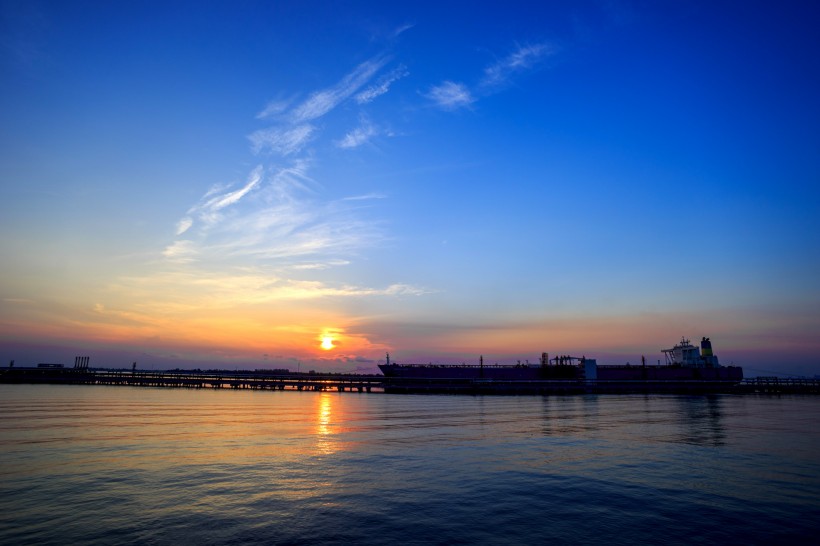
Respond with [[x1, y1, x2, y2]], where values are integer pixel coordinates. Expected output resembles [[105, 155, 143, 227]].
[[320, 336, 335, 350]]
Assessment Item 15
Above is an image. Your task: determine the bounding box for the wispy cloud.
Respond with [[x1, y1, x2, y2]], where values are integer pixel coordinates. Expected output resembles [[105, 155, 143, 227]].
[[425, 81, 474, 110], [210, 211, 381, 262], [260, 280, 428, 300], [356, 65, 408, 104], [177, 166, 264, 235], [175, 217, 193, 236], [343, 193, 387, 201], [392, 23, 415, 39], [3, 297, 34, 304], [266, 159, 317, 198], [336, 118, 378, 149], [161, 39, 552, 314], [481, 43, 553, 87], [291, 56, 388, 123], [162, 240, 198, 263], [256, 97, 294, 120], [249, 124, 315, 155], [114, 270, 427, 311], [249, 54, 396, 160], [427, 42, 554, 111], [292, 259, 351, 270], [201, 166, 263, 211], [164, 153, 385, 286]]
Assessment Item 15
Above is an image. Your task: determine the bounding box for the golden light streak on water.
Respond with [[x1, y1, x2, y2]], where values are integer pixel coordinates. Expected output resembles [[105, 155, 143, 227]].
[[315, 392, 337, 456]]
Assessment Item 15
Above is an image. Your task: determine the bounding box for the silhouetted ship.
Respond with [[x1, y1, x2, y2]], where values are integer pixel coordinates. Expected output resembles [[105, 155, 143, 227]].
[[378, 337, 744, 394]]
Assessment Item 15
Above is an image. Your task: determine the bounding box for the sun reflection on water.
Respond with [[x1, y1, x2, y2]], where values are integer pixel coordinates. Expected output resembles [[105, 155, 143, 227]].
[[315, 393, 336, 455]]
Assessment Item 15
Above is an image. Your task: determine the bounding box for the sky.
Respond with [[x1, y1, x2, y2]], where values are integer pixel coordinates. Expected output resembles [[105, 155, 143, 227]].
[[1, 0, 819, 376]]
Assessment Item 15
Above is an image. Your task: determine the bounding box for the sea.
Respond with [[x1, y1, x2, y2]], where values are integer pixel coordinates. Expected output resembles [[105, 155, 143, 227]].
[[0, 384, 818, 545]]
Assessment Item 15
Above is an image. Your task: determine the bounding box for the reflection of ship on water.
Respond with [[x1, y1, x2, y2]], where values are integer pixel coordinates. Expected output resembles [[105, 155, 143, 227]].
[[539, 394, 602, 438], [537, 395, 726, 447], [378, 337, 744, 394], [676, 395, 726, 447]]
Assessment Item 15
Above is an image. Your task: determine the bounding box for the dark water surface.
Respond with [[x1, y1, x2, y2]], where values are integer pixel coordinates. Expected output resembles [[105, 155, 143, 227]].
[[1, 385, 818, 544]]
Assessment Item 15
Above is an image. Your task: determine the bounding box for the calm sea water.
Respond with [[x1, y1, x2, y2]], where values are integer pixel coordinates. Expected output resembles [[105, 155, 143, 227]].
[[1, 385, 818, 545]]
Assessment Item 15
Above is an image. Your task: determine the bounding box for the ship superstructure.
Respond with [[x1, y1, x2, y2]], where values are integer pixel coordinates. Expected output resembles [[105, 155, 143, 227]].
[[662, 337, 719, 367]]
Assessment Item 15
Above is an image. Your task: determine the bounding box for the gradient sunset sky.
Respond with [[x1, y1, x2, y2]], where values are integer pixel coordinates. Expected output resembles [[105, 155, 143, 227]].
[[1, 1, 818, 375]]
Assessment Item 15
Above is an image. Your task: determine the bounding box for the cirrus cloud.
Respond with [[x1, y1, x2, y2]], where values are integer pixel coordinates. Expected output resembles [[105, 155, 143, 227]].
[[425, 81, 474, 110]]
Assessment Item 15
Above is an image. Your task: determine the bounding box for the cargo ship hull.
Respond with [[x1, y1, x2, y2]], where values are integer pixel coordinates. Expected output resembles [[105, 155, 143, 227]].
[[378, 337, 743, 394]]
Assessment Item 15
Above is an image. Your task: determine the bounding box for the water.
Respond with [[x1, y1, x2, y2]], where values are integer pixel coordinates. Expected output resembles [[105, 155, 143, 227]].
[[1, 385, 818, 545]]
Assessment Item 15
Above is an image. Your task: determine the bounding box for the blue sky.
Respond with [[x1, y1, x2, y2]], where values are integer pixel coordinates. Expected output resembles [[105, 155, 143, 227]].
[[1, 1, 819, 375]]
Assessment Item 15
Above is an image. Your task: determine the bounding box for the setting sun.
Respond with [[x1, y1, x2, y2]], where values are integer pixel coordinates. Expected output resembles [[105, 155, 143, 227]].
[[320, 336, 335, 350]]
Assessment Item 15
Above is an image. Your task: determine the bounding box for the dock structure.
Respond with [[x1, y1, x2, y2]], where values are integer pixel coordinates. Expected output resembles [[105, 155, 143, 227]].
[[0, 367, 381, 393], [2, 366, 819, 395], [734, 377, 820, 394]]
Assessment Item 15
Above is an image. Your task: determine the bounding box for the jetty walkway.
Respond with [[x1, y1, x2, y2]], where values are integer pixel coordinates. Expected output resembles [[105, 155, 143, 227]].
[[734, 376, 820, 394], [0, 367, 382, 392]]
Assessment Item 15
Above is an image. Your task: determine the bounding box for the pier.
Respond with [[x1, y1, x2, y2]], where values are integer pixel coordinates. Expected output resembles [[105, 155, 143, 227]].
[[2, 367, 819, 395], [0, 367, 382, 393], [734, 376, 820, 394]]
